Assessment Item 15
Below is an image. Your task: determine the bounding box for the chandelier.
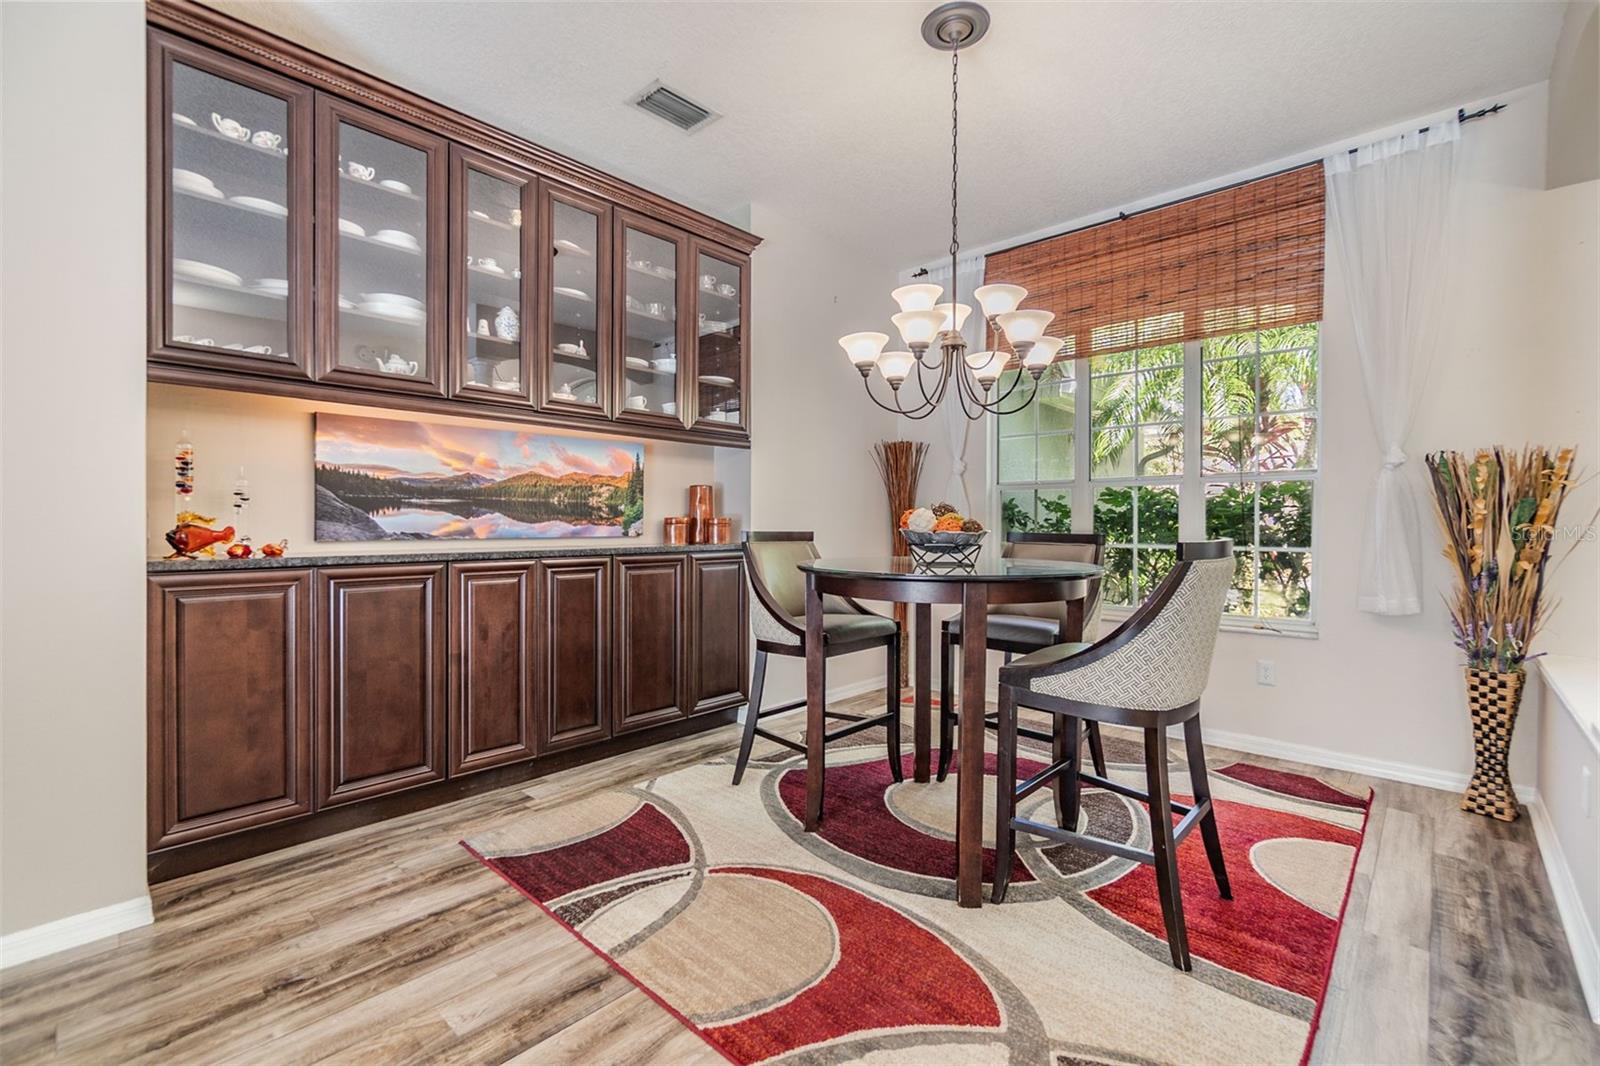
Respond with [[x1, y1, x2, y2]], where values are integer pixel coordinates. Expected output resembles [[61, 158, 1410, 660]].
[[838, 2, 1058, 421]]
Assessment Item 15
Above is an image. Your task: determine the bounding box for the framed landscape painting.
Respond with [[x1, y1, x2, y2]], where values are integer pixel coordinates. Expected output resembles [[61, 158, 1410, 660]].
[[314, 414, 644, 541]]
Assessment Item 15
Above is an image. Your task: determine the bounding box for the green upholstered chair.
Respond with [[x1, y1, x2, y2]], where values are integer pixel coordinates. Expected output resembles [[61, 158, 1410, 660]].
[[733, 532, 902, 787]]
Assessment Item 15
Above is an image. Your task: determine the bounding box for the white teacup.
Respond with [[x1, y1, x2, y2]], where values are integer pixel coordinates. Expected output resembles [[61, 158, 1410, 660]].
[[626, 395, 648, 410], [251, 130, 282, 150], [245, 344, 274, 354], [346, 161, 375, 181], [211, 113, 250, 140]]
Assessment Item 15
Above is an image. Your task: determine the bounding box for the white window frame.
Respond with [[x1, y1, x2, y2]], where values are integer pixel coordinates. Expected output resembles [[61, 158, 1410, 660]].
[[991, 330, 1322, 637]]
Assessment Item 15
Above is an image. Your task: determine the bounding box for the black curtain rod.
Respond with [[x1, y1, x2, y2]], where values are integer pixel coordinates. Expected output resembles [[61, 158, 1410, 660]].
[[916, 102, 1508, 272]]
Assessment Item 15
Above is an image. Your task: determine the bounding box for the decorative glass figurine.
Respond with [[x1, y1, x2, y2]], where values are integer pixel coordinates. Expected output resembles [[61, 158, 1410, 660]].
[[174, 430, 196, 521], [230, 467, 252, 547]]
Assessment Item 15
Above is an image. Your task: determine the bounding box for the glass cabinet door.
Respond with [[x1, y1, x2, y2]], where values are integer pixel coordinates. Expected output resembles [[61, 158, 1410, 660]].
[[690, 243, 748, 432], [155, 36, 313, 377], [316, 97, 446, 394], [542, 185, 610, 415], [616, 214, 688, 426], [452, 149, 534, 404]]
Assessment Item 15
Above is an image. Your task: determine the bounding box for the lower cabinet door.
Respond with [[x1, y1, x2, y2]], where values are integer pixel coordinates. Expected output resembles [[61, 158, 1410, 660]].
[[148, 571, 313, 849], [316, 564, 447, 807], [689, 553, 749, 715], [449, 561, 537, 775], [536, 557, 611, 751], [612, 555, 687, 734]]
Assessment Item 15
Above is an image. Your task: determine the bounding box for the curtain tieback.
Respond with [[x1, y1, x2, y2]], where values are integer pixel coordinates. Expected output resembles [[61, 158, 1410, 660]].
[[1381, 447, 1407, 470], [952, 459, 967, 477]]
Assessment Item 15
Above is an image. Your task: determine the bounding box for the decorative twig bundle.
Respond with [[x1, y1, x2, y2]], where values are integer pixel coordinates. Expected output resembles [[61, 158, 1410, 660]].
[[1425, 446, 1577, 673], [871, 441, 930, 556]]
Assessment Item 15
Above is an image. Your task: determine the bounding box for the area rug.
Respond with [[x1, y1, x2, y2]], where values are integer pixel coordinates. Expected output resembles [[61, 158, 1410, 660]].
[[463, 735, 1370, 1066]]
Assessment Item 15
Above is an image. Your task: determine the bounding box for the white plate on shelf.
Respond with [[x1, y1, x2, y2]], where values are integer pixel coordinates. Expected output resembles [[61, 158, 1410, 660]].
[[360, 292, 423, 310], [172, 112, 197, 128], [173, 168, 222, 196], [339, 218, 366, 238], [474, 262, 506, 276], [229, 195, 287, 216], [338, 295, 356, 311], [699, 374, 735, 387], [250, 277, 289, 297], [371, 229, 421, 252], [554, 342, 585, 356], [377, 179, 413, 195], [357, 301, 426, 323], [554, 238, 588, 256], [173, 258, 242, 287], [553, 285, 590, 302], [652, 357, 677, 373], [176, 182, 225, 200], [625, 356, 651, 370]]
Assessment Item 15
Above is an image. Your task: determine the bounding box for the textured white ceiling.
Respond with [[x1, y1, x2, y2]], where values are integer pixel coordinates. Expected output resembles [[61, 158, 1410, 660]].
[[207, 0, 1565, 261]]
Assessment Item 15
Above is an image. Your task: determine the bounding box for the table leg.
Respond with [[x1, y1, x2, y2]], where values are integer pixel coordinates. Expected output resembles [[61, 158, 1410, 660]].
[[956, 582, 988, 907], [804, 571, 825, 831], [1066, 595, 1085, 643], [914, 602, 931, 782]]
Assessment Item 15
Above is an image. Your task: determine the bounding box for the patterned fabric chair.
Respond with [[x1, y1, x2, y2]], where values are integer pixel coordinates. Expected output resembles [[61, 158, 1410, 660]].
[[733, 532, 902, 788], [991, 540, 1235, 971], [938, 533, 1107, 793]]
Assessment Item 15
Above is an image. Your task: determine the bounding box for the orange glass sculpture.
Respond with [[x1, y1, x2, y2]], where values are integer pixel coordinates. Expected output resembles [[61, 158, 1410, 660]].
[[227, 543, 253, 559], [164, 512, 235, 559], [259, 540, 288, 557]]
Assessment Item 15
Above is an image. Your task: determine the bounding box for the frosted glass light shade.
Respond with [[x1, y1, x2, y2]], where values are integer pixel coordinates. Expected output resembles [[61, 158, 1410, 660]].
[[876, 350, 916, 384], [838, 331, 889, 368], [1024, 335, 1066, 369], [892, 309, 947, 347], [974, 284, 1026, 316], [935, 302, 973, 334], [997, 309, 1055, 346], [890, 283, 944, 312], [964, 349, 1004, 385]]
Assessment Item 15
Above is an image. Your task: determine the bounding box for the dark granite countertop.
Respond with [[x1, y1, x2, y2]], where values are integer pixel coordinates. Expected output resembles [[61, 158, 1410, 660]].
[[148, 541, 735, 573]]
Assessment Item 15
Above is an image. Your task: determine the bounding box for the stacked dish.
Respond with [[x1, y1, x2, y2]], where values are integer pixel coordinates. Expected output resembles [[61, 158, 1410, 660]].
[[250, 277, 289, 298], [371, 229, 420, 252], [173, 168, 222, 199], [229, 195, 287, 216], [174, 258, 242, 287], [358, 292, 425, 322]]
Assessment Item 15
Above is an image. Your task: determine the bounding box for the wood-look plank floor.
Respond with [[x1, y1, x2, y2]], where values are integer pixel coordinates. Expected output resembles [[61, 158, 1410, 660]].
[[2, 693, 1595, 1065]]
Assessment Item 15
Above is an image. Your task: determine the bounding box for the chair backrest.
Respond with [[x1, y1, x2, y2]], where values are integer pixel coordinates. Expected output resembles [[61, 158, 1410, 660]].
[[743, 531, 819, 617], [999, 532, 1107, 637], [1029, 539, 1234, 711]]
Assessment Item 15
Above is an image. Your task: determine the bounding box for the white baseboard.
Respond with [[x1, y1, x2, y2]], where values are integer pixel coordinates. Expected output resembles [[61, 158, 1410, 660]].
[[0, 895, 153, 970], [1526, 796, 1600, 1024], [1199, 725, 1538, 799]]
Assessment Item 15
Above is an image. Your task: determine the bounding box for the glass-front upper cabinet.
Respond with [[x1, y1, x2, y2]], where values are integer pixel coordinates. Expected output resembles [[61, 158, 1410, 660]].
[[541, 185, 610, 415], [153, 34, 313, 377], [315, 96, 446, 395], [451, 148, 535, 404], [690, 242, 749, 433], [615, 213, 689, 426]]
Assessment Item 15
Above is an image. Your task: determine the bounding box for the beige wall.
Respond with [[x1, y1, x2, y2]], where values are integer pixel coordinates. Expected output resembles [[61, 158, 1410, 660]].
[[1547, 0, 1599, 189], [1, 3, 150, 935], [146, 386, 736, 557]]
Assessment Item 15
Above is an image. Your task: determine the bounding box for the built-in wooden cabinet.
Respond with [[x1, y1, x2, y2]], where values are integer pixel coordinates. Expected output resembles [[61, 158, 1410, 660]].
[[147, 571, 313, 849], [535, 557, 612, 752], [448, 561, 537, 776], [612, 555, 688, 734], [315, 564, 448, 807], [146, 9, 757, 447], [689, 553, 749, 715]]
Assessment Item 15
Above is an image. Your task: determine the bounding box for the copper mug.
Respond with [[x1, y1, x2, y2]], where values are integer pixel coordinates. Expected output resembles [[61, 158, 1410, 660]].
[[663, 516, 689, 545], [709, 517, 733, 545]]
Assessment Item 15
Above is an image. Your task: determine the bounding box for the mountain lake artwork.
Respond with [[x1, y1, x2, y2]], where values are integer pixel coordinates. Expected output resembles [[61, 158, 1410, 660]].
[[314, 414, 644, 541]]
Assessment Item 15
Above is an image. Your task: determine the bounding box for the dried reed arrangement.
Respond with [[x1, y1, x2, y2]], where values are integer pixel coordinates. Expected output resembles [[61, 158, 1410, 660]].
[[872, 440, 929, 688], [1425, 446, 1578, 673]]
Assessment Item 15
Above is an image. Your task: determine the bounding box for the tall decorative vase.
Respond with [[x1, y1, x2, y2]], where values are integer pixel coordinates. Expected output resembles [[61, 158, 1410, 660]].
[[1460, 668, 1523, 822]]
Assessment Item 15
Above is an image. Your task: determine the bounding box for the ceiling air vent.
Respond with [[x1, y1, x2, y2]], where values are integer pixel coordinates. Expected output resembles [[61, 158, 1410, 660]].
[[633, 82, 718, 133]]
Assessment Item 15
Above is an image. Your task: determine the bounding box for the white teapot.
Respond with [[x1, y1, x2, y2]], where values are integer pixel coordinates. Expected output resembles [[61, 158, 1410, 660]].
[[211, 113, 250, 141], [377, 352, 418, 376]]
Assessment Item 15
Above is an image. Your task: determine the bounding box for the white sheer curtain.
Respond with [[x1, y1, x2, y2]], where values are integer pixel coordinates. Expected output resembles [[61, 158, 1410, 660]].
[[1325, 120, 1461, 615], [917, 254, 987, 513]]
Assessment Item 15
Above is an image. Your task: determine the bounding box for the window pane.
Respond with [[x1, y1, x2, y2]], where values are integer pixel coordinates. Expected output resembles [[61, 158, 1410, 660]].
[[1102, 547, 1134, 606], [1090, 349, 1139, 376], [1259, 349, 1317, 411], [1035, 363, 1076, 432], [1258, 322, 1319, 353], [1258, 551, 1313, 618], [1137, 423, 1183, 475], [1257, 414, 1317, 471], [1092, 426, 1135, 478], [1136, 366, 1184, 422], [1000, 489, 1036, 533], [1091, 371, 1136, 426], [1202, 332, 1257, 359], [997, 370, 1037, 437], [1138, 547, 1178, 600], [1203, 357, 1256, 419], [1205, 482, 1255, 544], [998, 434, 1035, 482], [1139, 343, 1184, 368], [1036, 489, 1072, 532], [1137, 486, 1180, 544], [1224, 553, 1256, 615], [1038, 433, 1073, 481], [1258, 481, 1313, 547], [1202, 417, 1251, 475], [1094, 486, 1134, 544]]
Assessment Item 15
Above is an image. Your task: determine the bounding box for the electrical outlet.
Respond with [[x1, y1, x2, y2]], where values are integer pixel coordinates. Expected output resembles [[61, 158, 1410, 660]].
[[1583, 766, 1593, 818], [1256, 659, 1276, 686]]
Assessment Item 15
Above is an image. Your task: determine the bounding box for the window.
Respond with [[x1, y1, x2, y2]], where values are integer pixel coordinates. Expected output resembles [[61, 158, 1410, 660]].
[[996, 323, 1320, 626]]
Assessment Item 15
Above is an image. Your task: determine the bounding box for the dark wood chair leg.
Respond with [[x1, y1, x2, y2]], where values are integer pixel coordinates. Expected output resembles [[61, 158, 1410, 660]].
[[1061, 714, 1083, 832], [885, 635, 904, 782], [1145, 726, 1191, 970], [937, 631, 955, 782], [991, 685, 1018, 903], [1085, 721, 1108, 777], [1050, 714, 1068, 828], [731, 650, 768, 786], [1183, 715, 1231, 900]]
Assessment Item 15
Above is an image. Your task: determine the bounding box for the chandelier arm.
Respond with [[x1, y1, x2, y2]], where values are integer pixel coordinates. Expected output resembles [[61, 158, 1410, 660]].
[[860, 375, 940, 419], [986, 369, 1046, 417]]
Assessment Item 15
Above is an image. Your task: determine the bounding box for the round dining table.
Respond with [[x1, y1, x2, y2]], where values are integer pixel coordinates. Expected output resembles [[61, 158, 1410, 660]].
[[797, 552, 1103, 907]]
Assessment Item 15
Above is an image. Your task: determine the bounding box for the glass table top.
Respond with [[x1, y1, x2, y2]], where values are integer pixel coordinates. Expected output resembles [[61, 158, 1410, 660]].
[[799, 554, 1103, 582]]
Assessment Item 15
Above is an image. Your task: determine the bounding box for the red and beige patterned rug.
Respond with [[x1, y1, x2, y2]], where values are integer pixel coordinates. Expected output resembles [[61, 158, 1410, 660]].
[[464, 733, 1370, 1066]]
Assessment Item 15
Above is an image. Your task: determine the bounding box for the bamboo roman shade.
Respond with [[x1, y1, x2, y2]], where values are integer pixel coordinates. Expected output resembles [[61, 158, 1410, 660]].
[[984, 163, 1325, 360]]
